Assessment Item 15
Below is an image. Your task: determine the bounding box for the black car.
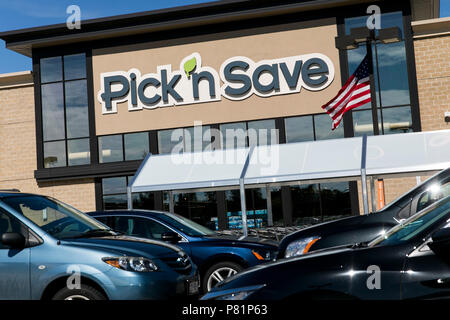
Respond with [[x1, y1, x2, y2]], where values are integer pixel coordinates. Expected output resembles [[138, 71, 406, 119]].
[[277, 167, 450, 259], [87, 210, 278, 292], [202, 195, 450, 300]]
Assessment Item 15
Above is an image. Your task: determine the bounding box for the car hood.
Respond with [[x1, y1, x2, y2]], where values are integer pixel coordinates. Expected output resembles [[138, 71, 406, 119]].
[[61, 235, 185, 259], [217, 243, 354, 287], [200, 234, 278, 249]]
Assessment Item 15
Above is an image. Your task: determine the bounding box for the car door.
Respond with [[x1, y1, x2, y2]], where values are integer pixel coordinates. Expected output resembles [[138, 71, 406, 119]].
[[401, 233, 450, 299], [0, 209, 31, 299]]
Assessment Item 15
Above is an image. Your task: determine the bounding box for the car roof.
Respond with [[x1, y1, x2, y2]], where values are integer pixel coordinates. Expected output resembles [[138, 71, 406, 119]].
[[86, 209, 171, 218]]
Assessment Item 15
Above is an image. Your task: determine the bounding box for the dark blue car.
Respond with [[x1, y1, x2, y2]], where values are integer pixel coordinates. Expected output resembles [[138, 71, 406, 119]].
[[87, 210, 278, 292]]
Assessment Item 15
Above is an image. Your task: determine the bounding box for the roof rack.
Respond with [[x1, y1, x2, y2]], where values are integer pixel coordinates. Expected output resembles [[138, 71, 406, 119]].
[[0, 189, 20, 192]]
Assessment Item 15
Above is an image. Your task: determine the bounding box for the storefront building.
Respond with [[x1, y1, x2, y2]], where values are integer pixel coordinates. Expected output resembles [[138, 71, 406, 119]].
[[0, 0, 448, 230]]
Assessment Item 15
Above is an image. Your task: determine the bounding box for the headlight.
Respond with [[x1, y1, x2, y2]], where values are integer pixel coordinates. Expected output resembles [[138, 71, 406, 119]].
[[103, 256, 159, 272], [251, 249, 275, 261], [284, 237, 320, 258]]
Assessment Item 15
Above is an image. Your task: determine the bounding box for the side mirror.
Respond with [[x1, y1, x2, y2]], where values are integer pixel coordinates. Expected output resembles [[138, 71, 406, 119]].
[[161, 231, 181, 243], [429, 228, 450, 262], [1, 232, 26, 249]]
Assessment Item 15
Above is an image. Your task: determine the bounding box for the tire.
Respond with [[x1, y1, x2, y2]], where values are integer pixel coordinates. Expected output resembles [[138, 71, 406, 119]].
[[202, 261, 243, 292], [52, 284, 106, 300]]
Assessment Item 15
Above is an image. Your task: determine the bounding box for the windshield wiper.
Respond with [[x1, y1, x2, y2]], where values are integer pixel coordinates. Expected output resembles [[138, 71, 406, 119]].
[[70, 229, 117, 239]]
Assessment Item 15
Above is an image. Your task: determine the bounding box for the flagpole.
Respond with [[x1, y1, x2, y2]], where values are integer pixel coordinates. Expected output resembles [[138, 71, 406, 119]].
[[365, 31, 380, 136]]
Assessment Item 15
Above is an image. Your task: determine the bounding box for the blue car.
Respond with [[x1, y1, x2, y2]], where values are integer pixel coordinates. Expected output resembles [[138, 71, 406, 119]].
[[88, 210, 279, 292], [0, 191, 199, 300]]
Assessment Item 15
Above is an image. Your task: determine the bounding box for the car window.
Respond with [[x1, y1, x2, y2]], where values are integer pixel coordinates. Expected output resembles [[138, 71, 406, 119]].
[[1, 195, 110, 240], [113, 216, 172, 240], [94, 216, 109, 225], [0, 209, 24, 249], [417, 181, 450, 213]]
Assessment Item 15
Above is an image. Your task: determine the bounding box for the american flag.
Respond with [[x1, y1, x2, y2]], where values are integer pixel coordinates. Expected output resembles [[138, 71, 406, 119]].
[[322, 54, 371, 130]]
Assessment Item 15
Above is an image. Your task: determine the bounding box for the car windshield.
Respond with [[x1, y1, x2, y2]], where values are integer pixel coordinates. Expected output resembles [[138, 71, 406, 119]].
[[1, 195, 115, 240], [156, 212, 216, 237], [369, 196, 450, 247]]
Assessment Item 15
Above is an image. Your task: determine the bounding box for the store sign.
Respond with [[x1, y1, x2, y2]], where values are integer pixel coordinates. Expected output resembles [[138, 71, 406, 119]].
[[98, 52, 335, 114]]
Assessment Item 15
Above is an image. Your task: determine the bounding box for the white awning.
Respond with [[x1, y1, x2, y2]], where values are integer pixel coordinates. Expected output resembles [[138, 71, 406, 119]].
[[244, 136, 363, 186], [365, 130, 450, 176], [130, 147, 249, 193], [128, 129, 450, 235]]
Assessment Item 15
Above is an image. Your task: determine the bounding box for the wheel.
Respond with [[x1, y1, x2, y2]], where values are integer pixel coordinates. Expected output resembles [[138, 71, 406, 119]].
[[52, 284, 106, 300], [203, 261, 243, 292]]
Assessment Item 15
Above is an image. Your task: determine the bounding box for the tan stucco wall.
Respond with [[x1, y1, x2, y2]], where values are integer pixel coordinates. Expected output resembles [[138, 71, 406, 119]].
[[92, 18, 341, 135], [0, 76, 96, 212]]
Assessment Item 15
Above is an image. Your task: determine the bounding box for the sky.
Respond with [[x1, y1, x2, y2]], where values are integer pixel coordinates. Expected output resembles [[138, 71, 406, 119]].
[[0, 0, 449, 74]]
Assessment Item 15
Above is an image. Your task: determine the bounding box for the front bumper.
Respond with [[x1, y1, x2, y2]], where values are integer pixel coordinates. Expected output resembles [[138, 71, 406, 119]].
[[101, 264, 199, 300]]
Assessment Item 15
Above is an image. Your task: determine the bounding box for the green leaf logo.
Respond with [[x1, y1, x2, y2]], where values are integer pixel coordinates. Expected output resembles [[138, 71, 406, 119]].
[[184, 57, 197, 78]]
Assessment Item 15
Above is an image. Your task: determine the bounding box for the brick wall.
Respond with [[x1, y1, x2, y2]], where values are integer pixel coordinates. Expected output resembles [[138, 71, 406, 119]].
[[414, 35, 450, 131], [0, 80, 96, 212]]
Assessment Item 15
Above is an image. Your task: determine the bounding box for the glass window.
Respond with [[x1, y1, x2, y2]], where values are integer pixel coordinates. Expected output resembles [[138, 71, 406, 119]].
[[67, 138, 90, 166], [99, 135, 123, 163], [65, 80, 89, 139], [247, 119, 278, 146], [41, 83, 65, 141], [1, 194, 110, 240], [382, 106, 412, 134], [39, 53, 90, 168], [0, 210, 24, 249], [320, 182, 352, 222], [132, 192, 155, 210], [124, 132, 149, 161], [290, 184, 321, 226], [113, 216, 171, 239], [43, 141, 66, 168], [225, 188, 268, 229], [345, 12, 413, 135], [314, 113, 344, 140], [184, 126, 212, 152], [352, 109, 381, 137], [220, 122, 247, 149], [40, 56, 62, 83], [174, 192, 218, 230], [158, 129, 183, 154], [269, 186, 283, 227], [285, 116, 314, 143], [103, 194, 128, 210], [64, 53, 86, 80], [102, 177, 127, 195]]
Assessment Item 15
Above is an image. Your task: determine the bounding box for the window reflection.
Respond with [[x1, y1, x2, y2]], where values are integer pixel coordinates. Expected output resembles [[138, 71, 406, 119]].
[[40, 56, 62, 83], [99, 135, 123, 163], [314, 113, 344, 140], [382, 106, 412, 134], [220, 122, 247, 149], [345, 11, 412, 135], [158, 129, 183, 154], [285, 116, 314, 143], [44, 141, 66, 168], [247, 119, 277, 146], [64, 53, 86, 80], [41, 83, 65, 141], [65, 80, 89, 139], [124, 132, 149, 161], [102, 177, 127, 195], [67, 138, 90, 166]]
